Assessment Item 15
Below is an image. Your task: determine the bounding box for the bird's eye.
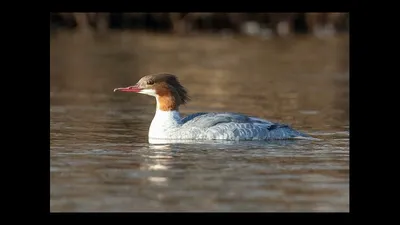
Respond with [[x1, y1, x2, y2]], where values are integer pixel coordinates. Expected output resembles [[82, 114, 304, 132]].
[[147, 80, 155, 85]]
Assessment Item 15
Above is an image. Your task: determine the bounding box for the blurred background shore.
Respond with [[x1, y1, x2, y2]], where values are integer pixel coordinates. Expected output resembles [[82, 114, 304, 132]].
[[50, 12, 348, 38]]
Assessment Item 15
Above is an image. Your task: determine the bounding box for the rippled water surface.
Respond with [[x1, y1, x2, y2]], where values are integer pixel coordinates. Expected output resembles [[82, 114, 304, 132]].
[[50, 31, 349, 212]]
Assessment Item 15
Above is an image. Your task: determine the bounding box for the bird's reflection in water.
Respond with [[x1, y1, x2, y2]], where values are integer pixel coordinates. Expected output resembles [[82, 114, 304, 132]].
[[142, 144, 173, 186]]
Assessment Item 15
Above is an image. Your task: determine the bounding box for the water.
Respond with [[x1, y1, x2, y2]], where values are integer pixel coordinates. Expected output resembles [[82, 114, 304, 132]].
[[50, 31, 349, 212]]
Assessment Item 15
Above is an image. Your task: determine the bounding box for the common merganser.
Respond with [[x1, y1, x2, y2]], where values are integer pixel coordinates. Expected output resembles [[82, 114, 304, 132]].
[[114, 73, 311, 142]]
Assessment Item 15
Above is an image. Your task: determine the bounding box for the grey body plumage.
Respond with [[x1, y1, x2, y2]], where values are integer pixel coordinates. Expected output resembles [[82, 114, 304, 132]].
[[157, 112, 309, 141]]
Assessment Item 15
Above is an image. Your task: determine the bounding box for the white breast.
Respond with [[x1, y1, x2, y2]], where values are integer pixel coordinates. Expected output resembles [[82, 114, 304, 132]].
[[149, 110, 181, 139]]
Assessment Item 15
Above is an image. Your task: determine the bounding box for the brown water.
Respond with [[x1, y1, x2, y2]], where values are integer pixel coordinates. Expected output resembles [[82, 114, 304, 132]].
[[50, 31, 349, 212]]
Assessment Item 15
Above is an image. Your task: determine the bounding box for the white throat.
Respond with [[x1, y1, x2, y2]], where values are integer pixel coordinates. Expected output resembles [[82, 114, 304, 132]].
[[139, 89, 157, 97]]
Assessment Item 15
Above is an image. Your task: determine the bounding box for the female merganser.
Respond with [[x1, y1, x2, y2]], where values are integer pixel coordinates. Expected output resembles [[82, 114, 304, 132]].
[[114, 73, 311, 142]]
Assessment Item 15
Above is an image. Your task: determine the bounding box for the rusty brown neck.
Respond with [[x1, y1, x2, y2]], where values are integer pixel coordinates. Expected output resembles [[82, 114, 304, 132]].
[[155, 85, 182, 111]]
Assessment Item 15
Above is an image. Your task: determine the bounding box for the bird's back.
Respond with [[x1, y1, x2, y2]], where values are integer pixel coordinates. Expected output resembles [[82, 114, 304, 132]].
[[178, 112, 309, 141]]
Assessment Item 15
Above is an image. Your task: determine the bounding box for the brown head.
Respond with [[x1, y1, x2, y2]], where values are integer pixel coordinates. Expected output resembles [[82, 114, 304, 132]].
[[114, 73, 190, 111]]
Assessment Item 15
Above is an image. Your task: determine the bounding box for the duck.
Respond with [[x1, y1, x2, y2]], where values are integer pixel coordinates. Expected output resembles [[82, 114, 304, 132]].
[[114, 73, 311, 143]]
